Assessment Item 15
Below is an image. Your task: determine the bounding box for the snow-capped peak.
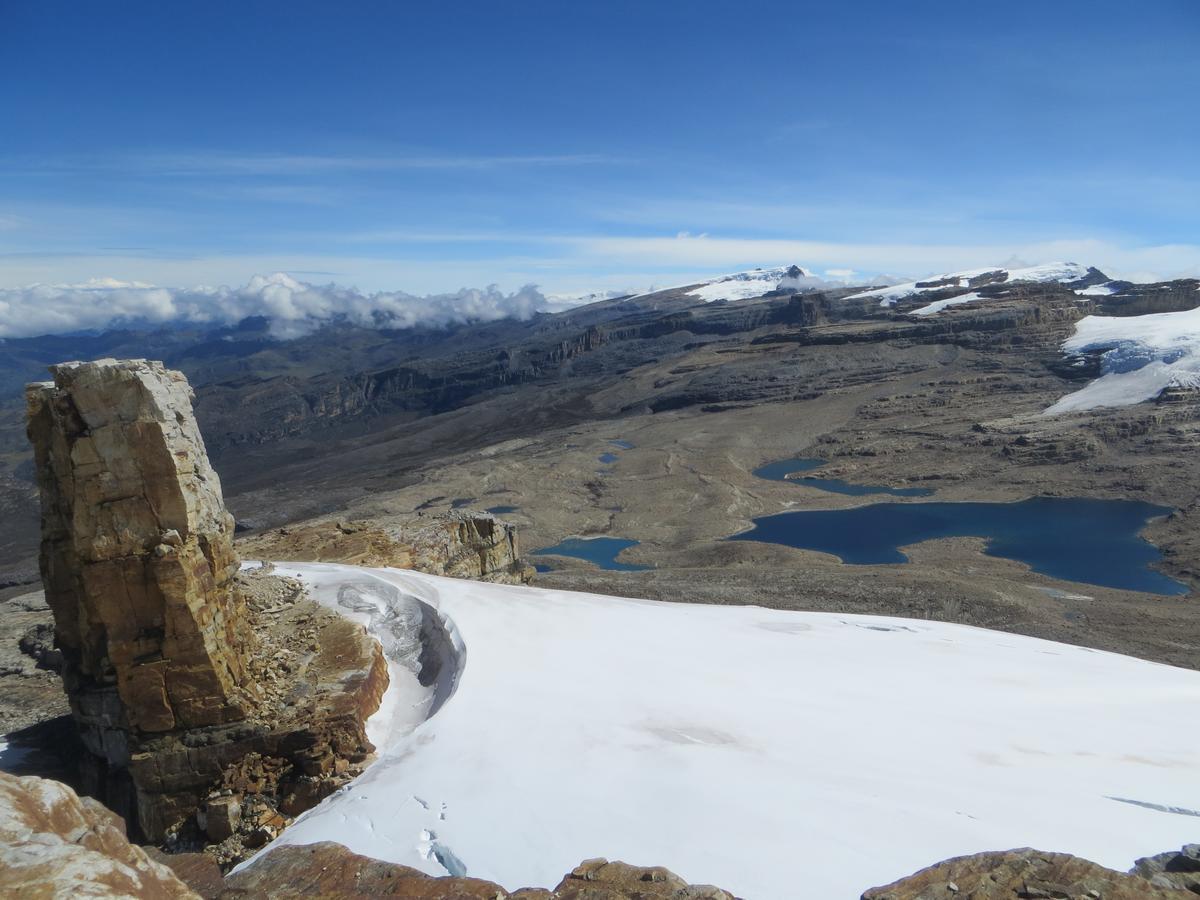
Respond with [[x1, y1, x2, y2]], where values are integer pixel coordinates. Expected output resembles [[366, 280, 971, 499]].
[[845, 262, 1097, 307], [684, 265, 813, 302]]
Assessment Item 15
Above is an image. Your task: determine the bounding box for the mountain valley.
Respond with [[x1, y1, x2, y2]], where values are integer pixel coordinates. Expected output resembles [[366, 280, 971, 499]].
[[3, 264, 1199, 670]]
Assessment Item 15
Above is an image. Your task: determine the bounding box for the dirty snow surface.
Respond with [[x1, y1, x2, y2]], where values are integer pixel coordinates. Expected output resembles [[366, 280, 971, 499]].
[[1046, 305, 1200, 413], [248, 563, 1200, 899]]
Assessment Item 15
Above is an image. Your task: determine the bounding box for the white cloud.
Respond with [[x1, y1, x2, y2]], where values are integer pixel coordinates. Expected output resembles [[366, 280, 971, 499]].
[[563, 235, 1200, 284], [2, 235, 1198, 336], [0, 273, 562, 340]]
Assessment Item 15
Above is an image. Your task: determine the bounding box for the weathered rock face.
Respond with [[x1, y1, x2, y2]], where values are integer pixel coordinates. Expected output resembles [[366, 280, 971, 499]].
[[238, 511, 535, 585], [24, 359, 387, 850], [26, 359, 249, 741], [1132, 844, 1200, 895], [862, 848, 1194, 899], [0, 770, 199, 899]]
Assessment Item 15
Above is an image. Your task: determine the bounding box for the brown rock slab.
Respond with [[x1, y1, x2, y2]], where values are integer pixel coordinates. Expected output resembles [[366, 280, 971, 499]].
[[0, 770, 198, 899], [1132, 844, 1200, 894], [216, 844, 741, 899], [862, 848, 1194, 899], [218, 842, 508, 898], [145, 849, 227, 900]]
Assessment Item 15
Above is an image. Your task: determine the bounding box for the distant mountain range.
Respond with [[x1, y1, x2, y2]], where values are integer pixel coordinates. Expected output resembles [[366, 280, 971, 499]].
[[2, 261, 1198, 584]]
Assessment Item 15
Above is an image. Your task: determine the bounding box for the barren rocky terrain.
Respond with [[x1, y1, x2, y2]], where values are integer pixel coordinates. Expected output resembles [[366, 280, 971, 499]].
[[2, 273, 1199, 676]]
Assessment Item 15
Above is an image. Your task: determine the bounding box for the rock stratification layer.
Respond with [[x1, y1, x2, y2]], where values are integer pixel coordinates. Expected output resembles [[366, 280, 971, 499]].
[[27, 359, 249, 739], [238, 511, 534, 584]]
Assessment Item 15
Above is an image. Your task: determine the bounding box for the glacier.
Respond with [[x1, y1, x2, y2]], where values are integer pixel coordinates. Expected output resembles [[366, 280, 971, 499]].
[[1047, 304, 1200, 413], [845, 262, 1094, 307], [239, 562, 1200, 899]]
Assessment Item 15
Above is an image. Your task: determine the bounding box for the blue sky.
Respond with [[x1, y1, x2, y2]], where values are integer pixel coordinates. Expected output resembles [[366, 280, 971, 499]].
[[1, 0, 1198, 296]]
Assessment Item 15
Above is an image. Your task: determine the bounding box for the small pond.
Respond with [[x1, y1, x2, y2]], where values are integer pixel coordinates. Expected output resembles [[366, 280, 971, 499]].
[[730, 496, 1186, 595], [531, 536, 651, 572], [486, 505, 520, 515], [609, 440, 635, 450], [754, 457, 933, 498], [598, 452, 620, 464]]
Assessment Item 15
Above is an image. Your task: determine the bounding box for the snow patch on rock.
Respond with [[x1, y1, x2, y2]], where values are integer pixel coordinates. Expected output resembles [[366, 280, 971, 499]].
[[910, 292, 986, 316], [684, 266, 811, 302]]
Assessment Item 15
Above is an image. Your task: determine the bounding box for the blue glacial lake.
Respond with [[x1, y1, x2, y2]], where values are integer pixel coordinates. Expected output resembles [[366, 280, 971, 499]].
[[598, 452, 620, 464], [730, 496, 1186, 595], [531, 536, 651, 572], [609, 440, 635, 450], [486, 505, 520, 514], [754, 457, 934, 497]]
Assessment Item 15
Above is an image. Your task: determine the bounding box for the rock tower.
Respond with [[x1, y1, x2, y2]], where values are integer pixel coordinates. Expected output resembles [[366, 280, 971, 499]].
[[26, 359, 386, 848], [27, 360, 249, 741]]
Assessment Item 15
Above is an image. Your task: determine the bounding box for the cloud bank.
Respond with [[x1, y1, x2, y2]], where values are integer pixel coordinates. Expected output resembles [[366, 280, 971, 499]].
[[0, 273, 564, 340]]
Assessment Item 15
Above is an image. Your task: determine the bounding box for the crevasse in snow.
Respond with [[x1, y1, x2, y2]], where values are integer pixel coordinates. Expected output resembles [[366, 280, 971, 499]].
[[1046, 305, 1200, 414]]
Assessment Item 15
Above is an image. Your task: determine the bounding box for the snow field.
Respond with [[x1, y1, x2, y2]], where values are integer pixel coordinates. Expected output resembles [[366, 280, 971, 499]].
[[242, 563, 1200, 899]]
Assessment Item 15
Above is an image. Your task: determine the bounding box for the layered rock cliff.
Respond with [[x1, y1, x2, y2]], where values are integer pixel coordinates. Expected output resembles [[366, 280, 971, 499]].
[[238, 511, 534, 584], [24, 359, 387, 849]]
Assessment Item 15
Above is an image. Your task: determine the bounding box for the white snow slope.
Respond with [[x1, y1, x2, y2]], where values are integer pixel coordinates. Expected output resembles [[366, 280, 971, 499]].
[[248, 563, 1200, 899], [683, 266, 811, 303], [623, 266, 825, 304], [1046, 305, 1200, 414], [846, 262, 1093, 308]]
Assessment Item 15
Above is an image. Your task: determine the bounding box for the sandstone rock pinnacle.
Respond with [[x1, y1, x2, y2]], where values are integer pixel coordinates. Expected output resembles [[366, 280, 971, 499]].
[[26, 359, 249, 740], [25, 358, 386, 850]]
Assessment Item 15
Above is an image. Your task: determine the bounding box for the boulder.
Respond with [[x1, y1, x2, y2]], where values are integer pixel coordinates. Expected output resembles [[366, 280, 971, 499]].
[[217, 842, 741, 899], [862, 847, 1194, 899], [1132, 844, 1200, 895], [0, 770, 198, 899]]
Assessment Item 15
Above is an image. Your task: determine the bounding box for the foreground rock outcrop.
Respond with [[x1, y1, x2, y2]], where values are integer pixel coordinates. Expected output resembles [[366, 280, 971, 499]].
[[24, 359, 387, 850], [186, 842, 739, 899], [1133, 845, 1200, 895], [862, 847, 1196, 899], [0, 773, 739, 899], [0, 770, 198, 899]]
